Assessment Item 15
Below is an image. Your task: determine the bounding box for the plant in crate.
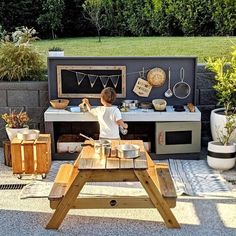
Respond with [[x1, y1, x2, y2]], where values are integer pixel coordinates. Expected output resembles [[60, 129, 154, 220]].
[[1, 109, 30, 141]]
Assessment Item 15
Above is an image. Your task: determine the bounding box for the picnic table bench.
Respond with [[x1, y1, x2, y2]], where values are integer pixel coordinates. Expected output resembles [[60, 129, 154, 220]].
[[46, 140, 180, 229]]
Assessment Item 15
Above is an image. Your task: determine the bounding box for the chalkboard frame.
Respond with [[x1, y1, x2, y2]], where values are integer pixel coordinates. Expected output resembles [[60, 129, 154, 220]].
[[57, 65, 126, 98]]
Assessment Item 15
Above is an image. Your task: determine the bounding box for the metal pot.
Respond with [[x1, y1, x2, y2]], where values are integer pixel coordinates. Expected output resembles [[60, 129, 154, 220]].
[[116, 144, 140, 159], [122, 100, 139, 110]]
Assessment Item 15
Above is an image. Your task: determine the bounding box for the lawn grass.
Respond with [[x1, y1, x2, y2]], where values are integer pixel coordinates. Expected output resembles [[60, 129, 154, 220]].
[[34, 36, 236, 65]]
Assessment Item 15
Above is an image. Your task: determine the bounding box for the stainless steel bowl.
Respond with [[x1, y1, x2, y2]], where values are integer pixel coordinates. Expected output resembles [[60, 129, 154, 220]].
[[17, 129, 40, 141], [121, 100, 139, 110], [116, 144, 140, 159]]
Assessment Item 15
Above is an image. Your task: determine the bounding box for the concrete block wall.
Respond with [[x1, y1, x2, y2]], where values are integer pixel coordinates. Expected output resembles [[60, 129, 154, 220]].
[[0, 82, 49, 145], [0, 64, 217, 147]]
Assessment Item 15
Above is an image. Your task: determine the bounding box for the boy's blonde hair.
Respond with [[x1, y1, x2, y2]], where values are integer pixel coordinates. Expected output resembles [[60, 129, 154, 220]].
[[101, 87, 117, 104]]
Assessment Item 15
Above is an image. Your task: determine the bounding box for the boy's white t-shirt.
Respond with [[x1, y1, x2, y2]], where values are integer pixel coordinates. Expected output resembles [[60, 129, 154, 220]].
[[90, 106, 122, 139]]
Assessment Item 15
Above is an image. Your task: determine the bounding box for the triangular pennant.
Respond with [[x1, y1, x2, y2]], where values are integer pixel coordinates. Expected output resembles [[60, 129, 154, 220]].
[[99, 75, 110, 88], [88, 74, 98, 88], [76, 72, 86, 86], [110, 75, 120, 88]]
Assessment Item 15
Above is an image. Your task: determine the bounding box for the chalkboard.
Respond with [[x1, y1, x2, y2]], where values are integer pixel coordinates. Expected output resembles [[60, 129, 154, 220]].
[[57, 65, 126, 98]]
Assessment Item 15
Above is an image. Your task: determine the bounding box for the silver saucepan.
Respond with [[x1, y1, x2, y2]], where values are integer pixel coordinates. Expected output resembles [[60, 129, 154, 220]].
[[173, 67, 191, 99], [116, 144, 140, 159]]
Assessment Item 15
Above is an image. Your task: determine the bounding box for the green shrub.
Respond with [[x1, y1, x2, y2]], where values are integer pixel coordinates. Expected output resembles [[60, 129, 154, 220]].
[[0, 27, 45, 81]]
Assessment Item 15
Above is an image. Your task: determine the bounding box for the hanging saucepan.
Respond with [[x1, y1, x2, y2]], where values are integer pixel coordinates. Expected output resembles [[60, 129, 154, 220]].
[[173, 67, 191, 99], [147, 67, 166, 87]]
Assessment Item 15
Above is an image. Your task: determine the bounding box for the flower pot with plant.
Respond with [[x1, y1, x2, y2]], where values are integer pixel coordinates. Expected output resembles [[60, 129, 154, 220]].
[[48, 46, 64, 57], [207, 114, 236, 170], [1, 110, 30, 141], [206, 46, 236, 144]]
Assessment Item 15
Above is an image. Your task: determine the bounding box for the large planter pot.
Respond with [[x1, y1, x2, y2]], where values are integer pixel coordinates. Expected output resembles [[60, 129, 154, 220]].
[[207, 141, 236, 170], [6, 126, 29, 141], [210, 108, 236, 143], [48, 51, 64, 57]]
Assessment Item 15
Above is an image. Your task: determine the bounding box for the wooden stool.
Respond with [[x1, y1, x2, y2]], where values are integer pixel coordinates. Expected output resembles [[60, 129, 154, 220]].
[[11, 134, 51, 179]]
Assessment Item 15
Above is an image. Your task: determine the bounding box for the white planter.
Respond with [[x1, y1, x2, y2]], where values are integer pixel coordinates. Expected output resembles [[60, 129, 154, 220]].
[[48, 51, 64, 57], [207, 141, 236, 170], [210, 108, 236, 143], [6, 126, 29, 141]]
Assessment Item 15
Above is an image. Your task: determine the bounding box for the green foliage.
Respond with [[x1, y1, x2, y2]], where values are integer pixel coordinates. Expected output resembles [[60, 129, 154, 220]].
[[206, 46, 236, 145], [48, 46, 64, 51], [0, 27, 45, 81], [206, 46, 236, 114], [82, 0, 105, 42], [211, 0, 236, 36], [37, 0, 65, 39]]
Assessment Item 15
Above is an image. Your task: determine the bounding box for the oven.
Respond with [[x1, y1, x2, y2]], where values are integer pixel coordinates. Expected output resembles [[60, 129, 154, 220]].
[[155, 121, 201, 154]]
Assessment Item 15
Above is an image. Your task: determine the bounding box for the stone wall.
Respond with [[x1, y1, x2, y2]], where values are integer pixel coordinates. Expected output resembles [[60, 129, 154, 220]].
[[0, 65, 217, 146], [0, 82, 49, 145]]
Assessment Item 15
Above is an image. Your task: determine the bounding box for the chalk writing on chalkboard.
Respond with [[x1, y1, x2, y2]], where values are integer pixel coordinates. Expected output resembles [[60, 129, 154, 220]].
[[57, 65, 126, 98]]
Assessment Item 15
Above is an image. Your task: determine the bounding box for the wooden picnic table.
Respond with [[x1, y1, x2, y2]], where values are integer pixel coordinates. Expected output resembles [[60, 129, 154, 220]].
[[46, 140, 180, 229]]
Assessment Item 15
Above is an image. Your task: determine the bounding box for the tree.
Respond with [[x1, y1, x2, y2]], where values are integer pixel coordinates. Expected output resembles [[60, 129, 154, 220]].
[[82, 0, 105, 42], [37, 0, 65, 39]]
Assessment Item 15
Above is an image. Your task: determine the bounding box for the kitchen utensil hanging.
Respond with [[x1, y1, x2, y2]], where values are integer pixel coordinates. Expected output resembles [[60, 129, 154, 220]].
[[164, 67, 173, 98], [76, 72, 86, 86], [110, 75, 120, 88], [88, 74, 98, 88], [147, 67, 166, 87], [173, 67, 191, 99]]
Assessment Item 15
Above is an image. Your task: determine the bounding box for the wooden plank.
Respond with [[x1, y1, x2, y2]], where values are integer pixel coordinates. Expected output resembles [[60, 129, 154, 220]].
[[155, 163, 177, 198], [84, 169, 137, 182], [11, 140, 23, 174], [22, 141, 34, 174], [35, 143, 48, 173], [79, 142, 94, 169], [134, 152, 148, 169], [135, 170, 180, 228], [46, 171, 89, 229], [119, 157, 134, 169], [3, 141, 12, 167], [106, 157, 120, 169], [50, 195, 176, 209]]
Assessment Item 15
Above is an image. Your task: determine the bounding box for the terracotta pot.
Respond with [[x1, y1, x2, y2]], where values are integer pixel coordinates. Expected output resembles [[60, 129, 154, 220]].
[[5, 126, 29, 141]]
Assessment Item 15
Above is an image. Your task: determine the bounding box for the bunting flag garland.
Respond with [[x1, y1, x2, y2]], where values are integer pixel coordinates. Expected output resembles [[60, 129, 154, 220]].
[[66, 67, 153, 89], [99, 75, 110, 88], [110, 75, 120, 88], [88, 74, 98, 88], [76, 72, 86, 86]]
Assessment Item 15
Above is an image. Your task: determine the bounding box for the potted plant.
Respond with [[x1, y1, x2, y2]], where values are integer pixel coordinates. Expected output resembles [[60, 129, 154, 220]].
[[1, 109, 30, 141], [207, 114, 236, 170], [48, 46, 64, 57], [206, 45, 236, 143]]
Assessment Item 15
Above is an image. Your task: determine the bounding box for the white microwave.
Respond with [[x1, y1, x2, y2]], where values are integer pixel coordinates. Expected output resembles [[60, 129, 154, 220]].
[[155, 121, 201, 154]]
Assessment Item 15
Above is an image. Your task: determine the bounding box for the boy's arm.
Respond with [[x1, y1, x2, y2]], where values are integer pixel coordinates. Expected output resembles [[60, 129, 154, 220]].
[[82, 98, 92, 111], [117, 119, 128, 129]]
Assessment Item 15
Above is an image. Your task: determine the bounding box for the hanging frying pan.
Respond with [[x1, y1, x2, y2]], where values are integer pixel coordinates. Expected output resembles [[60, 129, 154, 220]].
[[173, 67, 191, 99]]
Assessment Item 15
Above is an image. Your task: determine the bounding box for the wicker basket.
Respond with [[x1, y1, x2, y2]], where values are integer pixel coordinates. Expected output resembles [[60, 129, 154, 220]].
[[50, 99, 69, 109], [147, 68, 166, 87], [152, 99, 167, 111]]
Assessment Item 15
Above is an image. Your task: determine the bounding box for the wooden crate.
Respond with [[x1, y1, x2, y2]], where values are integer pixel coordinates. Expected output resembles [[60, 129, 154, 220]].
[[11, 134, 51, 175]]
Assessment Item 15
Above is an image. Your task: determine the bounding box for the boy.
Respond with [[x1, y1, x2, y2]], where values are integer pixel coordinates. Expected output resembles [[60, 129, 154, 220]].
[[82, 87, 128, 139]]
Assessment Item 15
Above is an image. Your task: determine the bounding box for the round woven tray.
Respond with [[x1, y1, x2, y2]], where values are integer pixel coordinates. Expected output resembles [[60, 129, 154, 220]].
[[147, 68, 166, 87]]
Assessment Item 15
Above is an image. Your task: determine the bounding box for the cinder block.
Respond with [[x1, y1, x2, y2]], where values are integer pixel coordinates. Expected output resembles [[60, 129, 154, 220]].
[[39, 91, 49, 107], [26, 107, 47, 123], [198, 105, 216, 121], [8, 90, 38, 107], [0, 90, 7, 106], [199, 89, 217, 105], [196, 73, 216, 89]]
